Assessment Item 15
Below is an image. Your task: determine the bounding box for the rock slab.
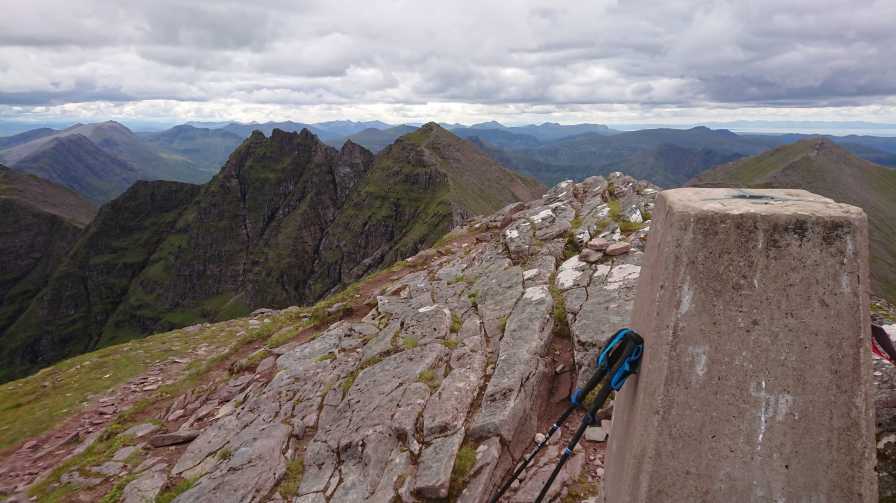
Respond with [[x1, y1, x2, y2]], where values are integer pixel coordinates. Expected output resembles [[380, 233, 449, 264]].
[[604, 188, 877, 502]]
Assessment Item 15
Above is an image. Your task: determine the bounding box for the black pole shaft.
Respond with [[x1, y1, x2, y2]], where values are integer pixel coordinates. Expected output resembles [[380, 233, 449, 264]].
[[534, 382, 614, 503], [489, 404, 577, 503]]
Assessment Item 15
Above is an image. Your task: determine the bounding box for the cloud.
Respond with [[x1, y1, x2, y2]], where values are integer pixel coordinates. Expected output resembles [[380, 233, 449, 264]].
[[0, 0, 894, 123]]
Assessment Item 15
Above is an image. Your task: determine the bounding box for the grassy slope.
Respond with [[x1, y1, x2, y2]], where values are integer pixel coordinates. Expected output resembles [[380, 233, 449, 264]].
[[692, 138, 896, 302], [0, 318, 254, 452]]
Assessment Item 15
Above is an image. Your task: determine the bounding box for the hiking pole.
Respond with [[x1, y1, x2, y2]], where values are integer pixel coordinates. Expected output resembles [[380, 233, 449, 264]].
[[534, 332, 644, 503], [488, 328, 637, 503]]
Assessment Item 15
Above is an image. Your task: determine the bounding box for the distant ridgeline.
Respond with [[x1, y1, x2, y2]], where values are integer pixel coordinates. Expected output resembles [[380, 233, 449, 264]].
[[0, 124, 544, 382], [691, 138, 896, 304]]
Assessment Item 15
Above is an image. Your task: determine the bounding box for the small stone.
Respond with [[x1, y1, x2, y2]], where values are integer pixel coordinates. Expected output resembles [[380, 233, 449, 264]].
[[579, 249, 603, 263], [142, 384, 159, 392], [149, 430, 200, 448], [586, 238, 611, 251], [605, 242, 632, 256], [535, 433, 546, 444], [555, 364, 565, 374], [596, 467, 605, 478], [22, 440, 38, 450], [584, 426, 608, 442]]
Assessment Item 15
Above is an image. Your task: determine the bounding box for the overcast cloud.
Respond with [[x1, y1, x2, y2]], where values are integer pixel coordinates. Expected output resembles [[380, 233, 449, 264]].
[[1, 0, 895, 125]]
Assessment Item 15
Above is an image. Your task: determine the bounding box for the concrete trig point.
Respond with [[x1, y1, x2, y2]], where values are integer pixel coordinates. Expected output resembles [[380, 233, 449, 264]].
[[604, 188, 877, 502]]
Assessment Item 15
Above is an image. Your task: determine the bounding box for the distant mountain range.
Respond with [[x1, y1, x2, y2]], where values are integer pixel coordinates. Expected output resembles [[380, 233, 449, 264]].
[[692, 139, 896, 303], [0, 124, 543, 382], [0, 122, 216, 204], [4, 117, 896, 211]]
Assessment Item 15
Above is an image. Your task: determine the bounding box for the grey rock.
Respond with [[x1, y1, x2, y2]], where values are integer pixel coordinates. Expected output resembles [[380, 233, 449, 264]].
[[91, 461, 126, 476], [457, 437, 503, 503], [112, 445, 141, 461], [422, 341, 485, 440], [301, 345, 447, 501], [123, 423, 159, 439], [59, 471, 103, 488], [149, 430, 200, 448], [122, 464, 168, 503], [172, 422, 291, 503], [471, 285, 553, 442], [580, 248, 603, 263], [414, 430, 465, 498], [255, 355, 277, 374]]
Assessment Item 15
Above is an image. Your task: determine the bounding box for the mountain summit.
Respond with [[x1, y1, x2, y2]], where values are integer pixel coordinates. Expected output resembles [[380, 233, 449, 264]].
[[692, 138, 896, 302]]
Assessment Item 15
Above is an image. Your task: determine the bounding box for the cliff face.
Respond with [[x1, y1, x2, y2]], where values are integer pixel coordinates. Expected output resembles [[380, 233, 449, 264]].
[[1, 180, 201, 381], [0, 165, 95, 340], [0, 127, 543, 381]]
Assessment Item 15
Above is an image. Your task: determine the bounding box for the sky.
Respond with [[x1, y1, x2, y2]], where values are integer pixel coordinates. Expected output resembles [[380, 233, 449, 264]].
[[1, 0, 895, 127]]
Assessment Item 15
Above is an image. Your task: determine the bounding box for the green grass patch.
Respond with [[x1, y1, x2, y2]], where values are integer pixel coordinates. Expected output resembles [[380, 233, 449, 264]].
[[467, 291, 479, 308], [217, 447, 232, 461], [155, 478, 195, 503], [417, 369, 439, 391], [265, 324, 306, 349], [277, 457, 305, 499], [607, 199, 622, 221], [450, 312, 462, 333], [548, 274, 570, 339], [0, 318, 253, 452], [618, 220, 645, 233], [230, 348, 270, 374], [402, 336, 419, 350], [449, 443, 478, 497], [99, 473, 138, 503], [442, 339, 460, 350], [559, 472, 600, 503], [314, 353, 336, 363], [498, 315, 508, 334]]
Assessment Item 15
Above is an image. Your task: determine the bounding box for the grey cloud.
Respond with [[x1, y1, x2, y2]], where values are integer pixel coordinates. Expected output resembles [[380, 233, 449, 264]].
[[0, 0, 894, 118]]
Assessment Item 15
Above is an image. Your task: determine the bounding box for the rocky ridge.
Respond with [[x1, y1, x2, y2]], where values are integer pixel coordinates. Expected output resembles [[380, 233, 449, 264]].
[[2, 172, 656, 502], [1, 124, 543, 383]]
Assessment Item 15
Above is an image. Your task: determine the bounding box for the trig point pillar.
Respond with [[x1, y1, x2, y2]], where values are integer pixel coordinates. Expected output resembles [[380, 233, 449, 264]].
[[604, 188, 876, 502]]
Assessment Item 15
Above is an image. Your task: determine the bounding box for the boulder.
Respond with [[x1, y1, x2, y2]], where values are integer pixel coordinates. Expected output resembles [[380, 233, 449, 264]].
[[149, 430, 200, 448], [605, 242, 631, 256]]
